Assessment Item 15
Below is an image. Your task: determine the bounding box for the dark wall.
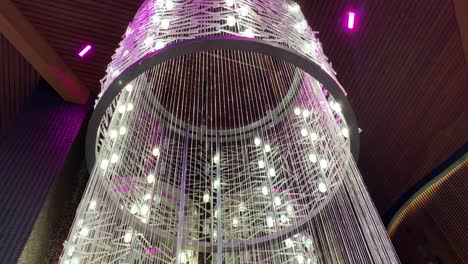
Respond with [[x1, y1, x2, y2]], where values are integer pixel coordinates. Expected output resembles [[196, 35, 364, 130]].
[[0, 80, 90, 263]]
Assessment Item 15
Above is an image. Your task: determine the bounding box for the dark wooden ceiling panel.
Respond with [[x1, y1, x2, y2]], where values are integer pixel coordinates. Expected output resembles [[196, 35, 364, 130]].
[[10, 0, 468, 213]]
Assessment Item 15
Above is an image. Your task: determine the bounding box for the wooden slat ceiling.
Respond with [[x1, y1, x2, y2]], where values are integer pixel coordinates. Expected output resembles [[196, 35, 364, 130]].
[[11, 0, 468, 213]]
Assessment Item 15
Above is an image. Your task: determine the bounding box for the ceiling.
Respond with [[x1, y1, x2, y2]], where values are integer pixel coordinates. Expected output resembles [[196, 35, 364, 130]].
[[9, 0, 468, 214]]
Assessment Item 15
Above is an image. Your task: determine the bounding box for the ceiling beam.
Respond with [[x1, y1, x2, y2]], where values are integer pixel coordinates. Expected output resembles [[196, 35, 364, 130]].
[[454, 0, 468, 64], [0, 0, 89, 104]]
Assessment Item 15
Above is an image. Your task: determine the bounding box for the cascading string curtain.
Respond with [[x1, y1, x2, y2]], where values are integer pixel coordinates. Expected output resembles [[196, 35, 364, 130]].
[[60, 0, 400, 263]]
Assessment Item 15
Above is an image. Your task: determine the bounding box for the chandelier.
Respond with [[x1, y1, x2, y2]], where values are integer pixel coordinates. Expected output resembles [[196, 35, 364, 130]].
[[60, 0, 399, 263]]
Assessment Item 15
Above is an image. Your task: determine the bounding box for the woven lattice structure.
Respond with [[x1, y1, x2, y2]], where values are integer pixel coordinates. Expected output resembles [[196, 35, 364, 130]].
[[60, 1, 399, 263]]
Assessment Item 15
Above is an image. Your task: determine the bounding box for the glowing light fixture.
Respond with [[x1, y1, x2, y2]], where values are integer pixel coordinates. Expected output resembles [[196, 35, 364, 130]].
[[347, 12, 356, 29], [78, 45, 92, 57]]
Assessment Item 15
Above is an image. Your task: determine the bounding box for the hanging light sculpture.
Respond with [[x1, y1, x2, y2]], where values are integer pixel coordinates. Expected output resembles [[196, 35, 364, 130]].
[[61, 0, 399, 263]]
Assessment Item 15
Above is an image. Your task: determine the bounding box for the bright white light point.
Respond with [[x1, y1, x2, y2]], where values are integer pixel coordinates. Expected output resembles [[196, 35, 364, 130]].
[[212, 153, 220, 164], [144, 36, 154, 47], [302, 109, 310, 117], [318, 181, 327, 193], [144, 193, 152, 200], [268, 168, 276, 177], [294, 107, 301, 116], [152, 147, 160, 156], [179, 252, 187, 263], [152, 14, 160, 23], [320, 159, 328, 169], [147, 174, 155, 184], [227, 15, 236, 27], [111, 70, 120, 78], [126, 103, 134, 112], [258, 160, 265, 169], [130, 204, 138, 214], [110, 154, 119, 163], [118, 105, 126, 114], [89, 200, 97, 210], [254, 137, 261, 146], [203, 191, 210, 203], [232, 217, 239, 227], [286, 204, 294, 213], [119, 127, 127, 135], [213, 177, 220, 189], [335, 103, 342, 112], [342, 127, 350, 138], [240, 6, 249, 16], [288, 3, 300, 13], [280, 214, 288, 223], [239, 203, 246, 212], [308, 153, 317, 163], [297, 254, 305, 264], [161, 19, 170, 29], [243, 28, 254, 38], [284, 238, 294, 247], [70, 257, 80, 264], [100, 159, 109, 170], [67, 246, 75, 257], [124, 231, 133, 243], [125, 84, 133, 92], [140, 204, 149, 215], [261, 184, 269, 196], [155, 41, 166, 50], [123, 50, 129, 57], [301, 128, 308, 137], [266, 216, 274, 227], [165, 0, 174, 9], [81, 227, 90, 237], [264, 144, 271, 152], [273, 194, 281, 206], [310, 132, 318, 141], [226, 0, 234, 7]]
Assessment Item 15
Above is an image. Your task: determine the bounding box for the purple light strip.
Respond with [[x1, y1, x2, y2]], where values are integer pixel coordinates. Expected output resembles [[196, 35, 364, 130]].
[[78, 45, 92, 57]]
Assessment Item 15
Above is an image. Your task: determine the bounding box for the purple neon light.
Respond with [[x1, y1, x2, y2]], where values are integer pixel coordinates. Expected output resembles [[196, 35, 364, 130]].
[[347, 12, 356, 29], [78, 45, 92, 57]]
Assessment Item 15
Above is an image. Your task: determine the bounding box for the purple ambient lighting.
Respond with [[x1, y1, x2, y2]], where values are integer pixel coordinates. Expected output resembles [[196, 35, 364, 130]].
[[78, 45, 92, 57], [347, 12, 356, 29]]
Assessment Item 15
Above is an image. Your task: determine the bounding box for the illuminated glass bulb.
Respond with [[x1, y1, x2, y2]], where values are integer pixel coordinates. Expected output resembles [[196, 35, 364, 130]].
[[301, 128, 308, 137], [310, 132, 318, 141], [335, 103, 342, 112], [302, 109, 310, 117], [147, 173, 155, 184], [288, 3, 300, 13], [295, 20, 307, 33], [243, 28, 254, 38], [258, 160, 265, 169], [155, 41, 166, 50], [203, 190, 210, 203], [118, 105, 126, 114], [126, 103, 134, 112], [140, 204, 149, 215], [119, 126, 127, 135], [110, 153, 119, 164], [261, 183, 269, 196], [88, 200, 97, 210], [318, 181, 327, 193], [294, 107, 301, 116], [125, 84, 133, 92], [280, 214, 288, 223], [284, 238, 294, 247], [130, 204, 138, 214], [109, 129, 118, 139], [179, 252, 187, 263], [212, 153, 220, 164], [266, 215, 274, 227], [308, 153, 317, 163], [268, 168, 276, 177], [286, 204, 294, 213], [264, 144, 271, 152], [342, 127, 349, 138], [144, 193, 152, 201], [80, 226, 90, 237], [227, 15, 236, 27], [124, 230, 133, 243], [273, 194, 281, 206], [297, 254, 305, 264], [152, 14, 160, 23], [100, 159, 109, 170], [67, 246, 75, 257], [240, 5, 249, 16], [165, 0, 174, 9], [213, 177, 220, 189], [212, 230, 218, 239], [239, 202, 247, 212], [161, 19, 170, 29], [319, 159, 328, 169], [226, 0, 234, 7], [152, 147, 160, 156], [254, 137, 261, 146], [144, 36, 154, 47], [232, 217, 239, 227]]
